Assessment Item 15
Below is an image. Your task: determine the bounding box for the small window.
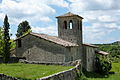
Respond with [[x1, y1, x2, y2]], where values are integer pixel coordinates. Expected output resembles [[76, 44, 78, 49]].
[[18, 39, 22, 48], [69, 20, 73, 29], [63, 21, 67, 29], [71, 56, 73, 61]]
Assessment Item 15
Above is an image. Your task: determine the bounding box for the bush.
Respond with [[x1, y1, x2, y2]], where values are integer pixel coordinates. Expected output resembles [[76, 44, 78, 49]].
[[96, 55, 112, 74]]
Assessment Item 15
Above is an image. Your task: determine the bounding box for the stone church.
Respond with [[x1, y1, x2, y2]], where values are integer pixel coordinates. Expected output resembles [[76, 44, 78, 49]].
[[15, 12, 107, 71]]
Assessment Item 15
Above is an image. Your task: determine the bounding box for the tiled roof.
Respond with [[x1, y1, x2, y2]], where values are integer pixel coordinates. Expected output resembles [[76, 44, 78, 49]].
[[96, 51, 109, 55], [56, 12, 83, 19], [83, 43, 98, 48], [15, 32, 79, 47]]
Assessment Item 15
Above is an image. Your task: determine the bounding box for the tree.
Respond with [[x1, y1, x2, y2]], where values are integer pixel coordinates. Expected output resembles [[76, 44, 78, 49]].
[[3, 15, 11, 63], [96, 55, 112, 74], [16, 20, 31, 38], [0, 27, 4, 56]]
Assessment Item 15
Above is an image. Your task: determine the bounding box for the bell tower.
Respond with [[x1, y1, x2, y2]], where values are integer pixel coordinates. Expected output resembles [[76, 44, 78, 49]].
[[56, 12, 83, 45]]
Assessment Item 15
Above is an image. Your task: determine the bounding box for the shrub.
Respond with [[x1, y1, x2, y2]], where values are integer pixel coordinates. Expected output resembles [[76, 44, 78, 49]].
[[96, 55, 112, 74]]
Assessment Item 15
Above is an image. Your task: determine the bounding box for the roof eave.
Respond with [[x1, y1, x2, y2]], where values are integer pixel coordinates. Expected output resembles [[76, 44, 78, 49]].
[[83, 43, 98, 48], [56, 15, 83, 19]]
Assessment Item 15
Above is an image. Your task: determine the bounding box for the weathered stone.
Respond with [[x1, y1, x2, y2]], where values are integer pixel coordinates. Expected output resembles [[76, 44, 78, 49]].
[[37, 60, 81, 80], [15, 12, 98, 72], [0, 74, 18, 80]]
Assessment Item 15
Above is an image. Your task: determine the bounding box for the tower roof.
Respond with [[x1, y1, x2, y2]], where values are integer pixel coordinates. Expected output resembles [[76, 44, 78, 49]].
[[56, 12, 83, 19]]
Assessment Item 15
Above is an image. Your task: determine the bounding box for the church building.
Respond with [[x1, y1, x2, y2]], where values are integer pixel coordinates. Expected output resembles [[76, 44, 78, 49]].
[[15, 12, 107, 71]]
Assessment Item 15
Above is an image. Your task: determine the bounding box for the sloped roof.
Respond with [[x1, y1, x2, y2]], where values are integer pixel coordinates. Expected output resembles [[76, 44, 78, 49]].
[[56, 12, 83, 19], [83, 43, 98, 48], [96, 51, 109, 55], [15, 32, 79, 47]]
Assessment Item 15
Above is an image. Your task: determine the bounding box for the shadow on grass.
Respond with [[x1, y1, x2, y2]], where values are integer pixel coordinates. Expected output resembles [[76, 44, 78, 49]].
[[17, 77, 32, 80], [82, 68, 115, 78]]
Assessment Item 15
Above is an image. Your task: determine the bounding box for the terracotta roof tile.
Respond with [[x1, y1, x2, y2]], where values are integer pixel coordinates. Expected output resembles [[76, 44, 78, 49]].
[[96, 51, 109, 55], [30, 32, 78, 47], [56, 12, 83, 19], [83, 43, 98, 48], [15, 32, 79, 47]]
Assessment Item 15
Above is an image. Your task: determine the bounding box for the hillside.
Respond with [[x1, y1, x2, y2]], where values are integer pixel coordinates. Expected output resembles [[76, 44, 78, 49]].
[[94, 41, 120, 62], [111, 41, 120, 45]]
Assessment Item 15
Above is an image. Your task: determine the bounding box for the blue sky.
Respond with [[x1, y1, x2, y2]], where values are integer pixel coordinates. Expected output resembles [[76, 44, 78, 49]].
[[0, 0, 120, 44]]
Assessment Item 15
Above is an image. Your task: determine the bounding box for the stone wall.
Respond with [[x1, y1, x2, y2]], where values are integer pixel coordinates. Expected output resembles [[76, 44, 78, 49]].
[[57, 16, 83, 45], [36, 60, 81, 80], [0, 57, 26, 63], [0, 60, 81, 80], [0, 74, 18, 80], [16, 34, 75, 62], [83, 45, 97, 72]]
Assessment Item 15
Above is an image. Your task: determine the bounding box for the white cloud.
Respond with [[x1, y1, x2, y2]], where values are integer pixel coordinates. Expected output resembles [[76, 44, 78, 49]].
[[0, 0, 56, 24], [98, 15, 118, 22], [44, 0, 69, 7], [83, 22, 120, 43], [68, 0, 120, 43], [68, 0, 120, 11], [32, 26, 58, 36], [0, 0, 69, 24]]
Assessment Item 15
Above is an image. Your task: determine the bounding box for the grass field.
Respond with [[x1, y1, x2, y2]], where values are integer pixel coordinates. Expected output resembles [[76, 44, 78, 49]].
[[0, 63, 73, 80], [86, 63, 120, 80]]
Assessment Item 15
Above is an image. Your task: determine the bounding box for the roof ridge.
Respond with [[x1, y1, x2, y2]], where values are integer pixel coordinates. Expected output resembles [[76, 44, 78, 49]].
[[30, 32, 79, 47], [56, 12, 83, 19]]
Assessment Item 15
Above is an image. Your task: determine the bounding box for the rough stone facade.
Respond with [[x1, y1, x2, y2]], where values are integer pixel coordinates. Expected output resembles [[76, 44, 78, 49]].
[[16, 34, 81, 62], [37, 60, 81, 80], [0, 74, 18, 80], [57, 16, 83, 45], [83, 45, 97, 71], [0, 57, 25, 63], [15, 12, 98, 71], [0, 60, 81, 80]]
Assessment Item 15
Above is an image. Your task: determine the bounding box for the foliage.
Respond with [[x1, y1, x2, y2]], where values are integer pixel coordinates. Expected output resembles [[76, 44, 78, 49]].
[[96, 44, 120, 57], [96, 55, 112, 74], [16, 20, 31, 38], [79, 74, 88, 80], [0, 29, 15, 57], [95, 43, 120, 62], [0, 63, 73, 80], [3, 15, 11, 63], [75, 68, 88, 80], [10, 40, 16, 49], [0, 27, 4, 56], [86, 62, 120, 80]]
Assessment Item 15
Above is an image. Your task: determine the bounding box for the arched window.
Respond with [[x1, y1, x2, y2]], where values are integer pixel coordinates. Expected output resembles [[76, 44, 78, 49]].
[[63, 21, 67, 29], [69, 20, 73, 29]]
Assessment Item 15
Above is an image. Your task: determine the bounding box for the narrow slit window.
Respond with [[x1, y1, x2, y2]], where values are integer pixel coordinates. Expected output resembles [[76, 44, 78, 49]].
[[69, 20, 73, 29], [63, 21, 67, 29], [18, 39, 22, 48]]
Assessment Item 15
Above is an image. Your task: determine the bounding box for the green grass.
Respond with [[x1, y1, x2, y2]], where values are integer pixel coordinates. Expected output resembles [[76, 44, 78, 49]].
[[86, 63, 120, 80], [110, 63, 120, 73], [0, 63, 73, 80]]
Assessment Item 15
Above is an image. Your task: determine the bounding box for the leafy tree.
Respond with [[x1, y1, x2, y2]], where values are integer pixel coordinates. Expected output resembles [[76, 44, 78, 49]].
[[16, 20, 31, 38], [95, 44, 120, 62], [0, 27, 4, 56], [3, 15, 11, 63], [96, 55, 112, 74]]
